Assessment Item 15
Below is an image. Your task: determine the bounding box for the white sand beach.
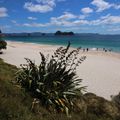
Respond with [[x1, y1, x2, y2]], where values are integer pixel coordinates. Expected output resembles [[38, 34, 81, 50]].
[[1, 41, 120, 100]]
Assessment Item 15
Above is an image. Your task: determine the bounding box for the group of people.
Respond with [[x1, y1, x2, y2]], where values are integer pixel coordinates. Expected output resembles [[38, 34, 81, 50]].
[[103, 48, 112, 52], [80, 47, 113, 52], [82, 48, 89, 52]]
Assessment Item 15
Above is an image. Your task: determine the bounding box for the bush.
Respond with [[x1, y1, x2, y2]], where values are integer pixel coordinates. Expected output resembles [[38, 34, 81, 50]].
[[112, 92, 120, 110], [16, 42, 86, 115], [84, 93, 120, 119], [0, 40, 7, 50]]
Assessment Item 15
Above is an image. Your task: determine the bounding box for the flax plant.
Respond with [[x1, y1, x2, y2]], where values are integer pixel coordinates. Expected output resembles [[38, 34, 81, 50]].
[[16, 42, 86, 115]]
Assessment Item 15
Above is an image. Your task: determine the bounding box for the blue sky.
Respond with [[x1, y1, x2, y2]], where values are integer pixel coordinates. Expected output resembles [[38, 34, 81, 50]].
[[0, 0, 120, 34]]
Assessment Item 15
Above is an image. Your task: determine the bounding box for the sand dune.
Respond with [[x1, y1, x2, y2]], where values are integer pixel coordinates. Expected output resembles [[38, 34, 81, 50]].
[[1, 41, 120, 100]]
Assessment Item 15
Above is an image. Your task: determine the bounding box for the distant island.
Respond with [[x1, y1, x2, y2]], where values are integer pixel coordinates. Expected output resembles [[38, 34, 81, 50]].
[[55, 31, 74, 36]]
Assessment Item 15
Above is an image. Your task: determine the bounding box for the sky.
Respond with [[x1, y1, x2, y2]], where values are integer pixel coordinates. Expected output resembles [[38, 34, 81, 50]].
[[0, 0, 120, 34]]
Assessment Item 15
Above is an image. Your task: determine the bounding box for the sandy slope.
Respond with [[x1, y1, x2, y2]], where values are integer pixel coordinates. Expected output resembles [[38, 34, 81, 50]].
[[1, 41, 120, 100]]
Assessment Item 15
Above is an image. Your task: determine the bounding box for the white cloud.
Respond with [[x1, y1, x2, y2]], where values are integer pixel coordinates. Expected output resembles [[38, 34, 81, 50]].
[[17, 9, 120, 29], [24, 0, 56, 13], [28, 17, 37, 20], [112, 4, 120, 9], [100, 14, 111, 19], [73, 20, 89, 25], [91, 0, 120, 12], [36, 0, 55, 6], [50, 12, 79, 26], [16, 14, 120, 29], [91, 0, 112, 12], [81, 7, 93, 14], [50, 12, 89, 27], [24, 2, 53, 13], [51, 12, 77, 21], [23, 23, 50, 27], [22, 12, 89, 28], [91, 15, 120, 25], [24, 0, 68, 13], [50, 19, 89, 27], [102, 16, 120, 24], [0, 7, 8, 17]]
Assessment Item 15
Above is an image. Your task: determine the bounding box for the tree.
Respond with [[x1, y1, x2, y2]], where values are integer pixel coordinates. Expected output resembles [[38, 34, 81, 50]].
[[55, 31, 74, 36], [55, 31, 62, 35], [0, 40, 7, 50], [0, 30, 7, 53]]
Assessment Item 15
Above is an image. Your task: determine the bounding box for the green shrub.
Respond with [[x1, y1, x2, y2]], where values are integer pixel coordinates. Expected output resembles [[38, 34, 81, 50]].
[[0, 40, 7, 50], [16, 42, 86, 115]]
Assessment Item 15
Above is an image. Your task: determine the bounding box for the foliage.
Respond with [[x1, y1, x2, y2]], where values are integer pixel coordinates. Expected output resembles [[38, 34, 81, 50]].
[[55, 31, 74, 36], [16, 42, 86, 115], [0, 57, 120, 120], [0, 40, 7, 50], [0, 58, 34, 120], [84, 93, 120, 119], [112, 92, 120, 110], [0, 29, 7, 51]]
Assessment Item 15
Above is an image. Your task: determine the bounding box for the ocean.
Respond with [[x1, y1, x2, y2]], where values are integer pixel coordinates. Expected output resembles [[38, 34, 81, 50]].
[[4, 35, 120, 52]]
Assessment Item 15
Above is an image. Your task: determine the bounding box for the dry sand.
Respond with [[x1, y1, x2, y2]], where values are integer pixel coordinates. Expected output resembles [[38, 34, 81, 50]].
[[1, 41, 120, 100]]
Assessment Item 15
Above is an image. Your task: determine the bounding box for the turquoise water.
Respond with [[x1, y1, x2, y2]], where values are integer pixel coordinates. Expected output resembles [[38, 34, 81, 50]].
[[4, 35, 120, 52]]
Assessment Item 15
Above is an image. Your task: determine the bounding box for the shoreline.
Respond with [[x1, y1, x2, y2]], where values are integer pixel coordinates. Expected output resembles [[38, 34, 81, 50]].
[[6, 40, 120, 59], [6, 39, 120, 54], [1, 40, 120, 100], [6, 40, 66, 49]]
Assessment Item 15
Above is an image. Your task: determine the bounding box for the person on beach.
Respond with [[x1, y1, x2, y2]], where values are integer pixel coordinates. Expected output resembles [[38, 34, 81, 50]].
[[86, 48, 89, 52]]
